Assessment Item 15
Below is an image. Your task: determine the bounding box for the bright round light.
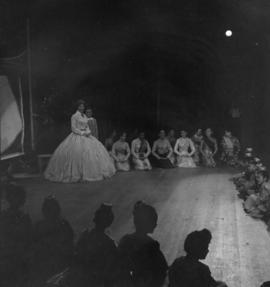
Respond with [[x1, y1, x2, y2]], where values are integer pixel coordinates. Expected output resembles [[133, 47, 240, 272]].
[[225, 30, 232, 37]]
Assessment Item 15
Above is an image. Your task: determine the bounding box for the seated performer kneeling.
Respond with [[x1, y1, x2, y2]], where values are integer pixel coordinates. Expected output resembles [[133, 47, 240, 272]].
[[152, 130, 174, 168], [244, 169, 270, 218], [131, 132, 152, 170], [111, 132, 131, 171], [174, 130, 196, 168]]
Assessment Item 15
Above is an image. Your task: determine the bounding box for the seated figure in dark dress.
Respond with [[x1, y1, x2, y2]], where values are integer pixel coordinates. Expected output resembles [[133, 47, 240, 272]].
[[152, 130, 174, 168], [31, 196, 74, 285], [118, 201, 168, 287], [72, 203, 118, 287], [169, 229, 227, 287]]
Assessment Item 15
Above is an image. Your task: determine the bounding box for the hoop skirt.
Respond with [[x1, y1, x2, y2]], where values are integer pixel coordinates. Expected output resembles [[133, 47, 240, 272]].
[[44, 112, 116, 183]]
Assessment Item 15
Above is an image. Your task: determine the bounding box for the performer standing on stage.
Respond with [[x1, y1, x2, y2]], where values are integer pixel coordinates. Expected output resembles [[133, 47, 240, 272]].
[[200, 128, 218, 168], [131, 132, 152, 170], [174, 130, 196, 168], [85, 107, 99, 139], [44, 100, 116, 182]]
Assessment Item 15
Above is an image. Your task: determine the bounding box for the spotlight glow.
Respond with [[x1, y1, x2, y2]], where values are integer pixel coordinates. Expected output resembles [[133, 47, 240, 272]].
[[225, 30, 232, 37]]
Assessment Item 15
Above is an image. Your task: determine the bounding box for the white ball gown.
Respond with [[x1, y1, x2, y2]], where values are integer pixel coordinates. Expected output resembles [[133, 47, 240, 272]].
[[44, 111, 116, 182]]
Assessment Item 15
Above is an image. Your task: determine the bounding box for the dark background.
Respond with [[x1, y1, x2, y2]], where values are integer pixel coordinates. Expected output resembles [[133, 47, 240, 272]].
[[1, 0, 270, 154]]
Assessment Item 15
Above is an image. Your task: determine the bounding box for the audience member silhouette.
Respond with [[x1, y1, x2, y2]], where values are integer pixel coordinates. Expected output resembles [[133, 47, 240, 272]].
[[261, 282, 270, 287], [169, 229, 227, 287], [31, 196, 74, 285], [118, 201, 168, 287], [72, 203, 118, 287], [0, 183, 32, 287]]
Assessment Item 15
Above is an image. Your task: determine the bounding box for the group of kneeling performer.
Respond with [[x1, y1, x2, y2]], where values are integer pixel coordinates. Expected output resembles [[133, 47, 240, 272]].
[[105, 128, 241, 172], [232, 148, 270, 230]]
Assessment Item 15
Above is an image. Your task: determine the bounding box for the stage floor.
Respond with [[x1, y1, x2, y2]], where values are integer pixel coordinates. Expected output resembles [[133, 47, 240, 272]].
[[19, 167, 270, 287]]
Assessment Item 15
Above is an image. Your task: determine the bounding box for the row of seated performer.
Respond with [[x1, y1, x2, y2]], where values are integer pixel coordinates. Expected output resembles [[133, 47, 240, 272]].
[[232, 148, 270, 230], [104, 128, 241, 171], [0, 183, 231, 287]]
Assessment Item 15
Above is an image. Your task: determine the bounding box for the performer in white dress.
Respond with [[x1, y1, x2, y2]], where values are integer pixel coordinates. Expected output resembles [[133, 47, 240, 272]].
[[131, 132, 152, 170], [111, 132, 131, 171], [174, 130, 196, 168], [44, 100, 116, 182]]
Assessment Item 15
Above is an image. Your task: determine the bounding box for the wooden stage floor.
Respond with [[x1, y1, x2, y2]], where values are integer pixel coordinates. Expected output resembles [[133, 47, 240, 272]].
[[19, 167, 270, 287]]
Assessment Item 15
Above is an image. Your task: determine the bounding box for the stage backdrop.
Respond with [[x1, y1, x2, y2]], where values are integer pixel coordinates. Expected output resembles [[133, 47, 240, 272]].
[[0, 75, 24, 160]]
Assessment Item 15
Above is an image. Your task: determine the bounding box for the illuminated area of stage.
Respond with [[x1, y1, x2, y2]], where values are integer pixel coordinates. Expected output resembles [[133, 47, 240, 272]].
[[19, 168, 270, 287]]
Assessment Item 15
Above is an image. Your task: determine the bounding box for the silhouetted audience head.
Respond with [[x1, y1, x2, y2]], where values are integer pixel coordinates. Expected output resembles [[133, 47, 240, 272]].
[[184, 229, 212, 260], [5, 183, 26, 210], [93, 203, 114, 230], [261, 282, 270, 287], [133, 201, 158, 234], [42, 195, 61, 220]]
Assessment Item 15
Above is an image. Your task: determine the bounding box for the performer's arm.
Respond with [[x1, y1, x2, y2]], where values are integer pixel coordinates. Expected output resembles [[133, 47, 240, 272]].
[[152, 141, 160, 159], [189, 139, 196, 156], [174, 140, 180, 156], [213, 140, 218, 155], [71, 115, 84, 135], [95, 119, 99, 139], [200, 141, 205, 156], [145, 141, 151, 158], [131, 141, 138, 159], [125, 143, 131, 161], [111, 143, 118, 161], [167, 140, 173, 159]]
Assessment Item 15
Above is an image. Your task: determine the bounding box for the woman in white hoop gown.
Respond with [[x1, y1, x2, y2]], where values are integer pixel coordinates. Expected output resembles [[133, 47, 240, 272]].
[[44, 101, 116, 182]]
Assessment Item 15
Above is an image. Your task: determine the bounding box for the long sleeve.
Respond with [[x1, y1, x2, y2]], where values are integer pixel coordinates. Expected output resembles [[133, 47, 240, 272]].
[[71, 114, 84, 136], [131, 140, 138, 158], [152, 141, 159, 158], [145, 141, 151, 157], [111, 143, 118, 161], [167, 140, 173, 158], [94, 119, 99, 139], [189, 139, 196, 156], [126, 143, 131, 159], [174, 140, 179, 155]]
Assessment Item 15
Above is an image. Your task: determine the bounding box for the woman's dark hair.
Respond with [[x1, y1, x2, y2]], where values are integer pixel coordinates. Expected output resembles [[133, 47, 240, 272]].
[[119, 131, 127, 137], [76, 99, 86, 108], [184, 229, 212, 257], [42, 195, 61, 219], [93, 203, 114, 228], [133, 201, 158, 230], [5, 183, 26, 207]]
